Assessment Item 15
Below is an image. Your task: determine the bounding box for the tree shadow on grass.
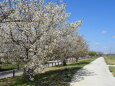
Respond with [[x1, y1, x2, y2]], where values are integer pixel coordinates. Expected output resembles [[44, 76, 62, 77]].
[[77, 61, 91, 65], [9, 67, 82, 86], [4, 68, 95, 86], [5, 58, 96, 86], [0, 68, 15, 72], [33, 67, 82, 86]]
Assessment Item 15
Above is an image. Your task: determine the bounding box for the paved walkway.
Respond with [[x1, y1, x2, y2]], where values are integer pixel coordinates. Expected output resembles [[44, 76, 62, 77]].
[[0, 69, 23, 79], [70, 57, 115, 86], [108, 65, 115, 67]]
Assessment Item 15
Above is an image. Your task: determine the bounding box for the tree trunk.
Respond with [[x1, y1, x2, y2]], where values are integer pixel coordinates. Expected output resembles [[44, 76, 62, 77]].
[[76, 57, 79, 62], [25, 48, 29, 59], [62, 59, 67, 66], [17, 64, 20, 70], [23, 68, 35, 81]]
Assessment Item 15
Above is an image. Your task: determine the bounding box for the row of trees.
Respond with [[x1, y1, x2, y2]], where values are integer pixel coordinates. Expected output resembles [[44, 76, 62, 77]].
[[0, 0, 88, 79], [88, 51, 103, 57]]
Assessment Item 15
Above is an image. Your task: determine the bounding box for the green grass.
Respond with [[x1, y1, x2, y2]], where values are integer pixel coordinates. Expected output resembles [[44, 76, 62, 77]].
[[104, 56, 115, 77], [104, 56, 115, 65], [0, 57, 97, 86], [0, 64, 24, 71], [109, 67, 115, 77]]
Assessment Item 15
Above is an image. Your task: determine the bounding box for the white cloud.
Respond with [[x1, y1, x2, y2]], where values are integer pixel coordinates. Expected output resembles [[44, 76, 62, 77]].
[[101, 30, 107, 34], [113, 36, 115, 38], [95, 42, 100, 45]]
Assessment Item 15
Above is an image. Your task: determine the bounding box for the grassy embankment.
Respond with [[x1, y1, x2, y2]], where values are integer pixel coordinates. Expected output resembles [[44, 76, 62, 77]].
[[0, 64, 24, 71], [0, 57, 97, 86], [105, 56, 115, 76]]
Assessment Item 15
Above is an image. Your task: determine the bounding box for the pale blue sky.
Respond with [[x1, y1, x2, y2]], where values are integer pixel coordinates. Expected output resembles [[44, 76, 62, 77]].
[[65, 0, 115, 54]]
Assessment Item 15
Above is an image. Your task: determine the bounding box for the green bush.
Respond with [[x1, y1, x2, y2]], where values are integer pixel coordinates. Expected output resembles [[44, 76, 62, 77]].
[[88, 51, 97, 57]]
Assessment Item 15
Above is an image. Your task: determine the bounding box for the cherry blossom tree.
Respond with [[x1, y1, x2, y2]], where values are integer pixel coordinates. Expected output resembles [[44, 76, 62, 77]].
[[74, 35, 88, 61], [0, 0, 88, 80]]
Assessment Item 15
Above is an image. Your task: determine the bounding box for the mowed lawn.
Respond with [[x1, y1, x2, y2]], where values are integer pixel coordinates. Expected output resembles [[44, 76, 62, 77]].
[[0, 57, 97, 86], [105, 56, 115, 65], [104, 56, 115, 77], [0, 64, 24, 72], [109, 67, 115, 76]]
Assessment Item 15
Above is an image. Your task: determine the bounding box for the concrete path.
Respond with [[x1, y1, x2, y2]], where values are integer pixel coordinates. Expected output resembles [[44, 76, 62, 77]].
[[108, 65, 115, 67], [0, 69, 24, 79], [70, 57, 115, 86]]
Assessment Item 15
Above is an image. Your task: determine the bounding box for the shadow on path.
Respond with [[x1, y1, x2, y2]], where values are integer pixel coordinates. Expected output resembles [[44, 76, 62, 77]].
[[71, 68, 96, 82]]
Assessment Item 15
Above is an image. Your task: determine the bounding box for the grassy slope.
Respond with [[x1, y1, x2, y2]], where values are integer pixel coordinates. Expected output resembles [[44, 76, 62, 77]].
[[0, 57, 97, 86]]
